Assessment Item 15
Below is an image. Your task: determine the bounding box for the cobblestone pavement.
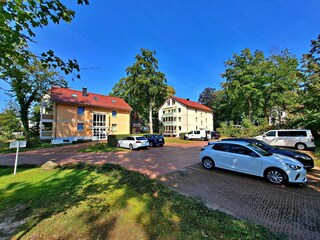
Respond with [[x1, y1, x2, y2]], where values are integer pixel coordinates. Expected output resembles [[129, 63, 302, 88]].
[[1, 141, 319, 239], [159, 163, 320, 240]]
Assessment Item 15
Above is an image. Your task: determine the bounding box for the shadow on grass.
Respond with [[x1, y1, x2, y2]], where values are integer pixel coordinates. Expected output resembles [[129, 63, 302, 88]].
[[0, 163, 280, 240]]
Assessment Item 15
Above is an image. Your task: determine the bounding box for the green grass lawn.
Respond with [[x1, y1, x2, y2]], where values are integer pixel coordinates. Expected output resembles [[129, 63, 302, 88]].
[[0, 164, 280, 240], [164, 137, 194, 144], [79, 142, 127, 153], [0, 141, 67, 154]]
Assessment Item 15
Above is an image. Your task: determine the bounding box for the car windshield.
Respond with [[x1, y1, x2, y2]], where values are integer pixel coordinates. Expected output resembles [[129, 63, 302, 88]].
[[136, 137, 147, 140], [154, 135, 163, 138], [248, 143, 273, 156]]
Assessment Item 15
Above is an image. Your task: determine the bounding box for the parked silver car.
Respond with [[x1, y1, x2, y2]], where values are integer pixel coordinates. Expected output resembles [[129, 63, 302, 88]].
[[117, 136, 150, 150]]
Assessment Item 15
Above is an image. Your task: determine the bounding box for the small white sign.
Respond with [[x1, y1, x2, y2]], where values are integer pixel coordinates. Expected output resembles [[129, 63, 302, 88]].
[[10, 141, 27, 149], [9, 141, 27, 175]]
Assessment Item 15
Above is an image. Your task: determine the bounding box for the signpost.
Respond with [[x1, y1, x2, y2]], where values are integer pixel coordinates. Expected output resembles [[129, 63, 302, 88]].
[[9, 141, 27, 175]]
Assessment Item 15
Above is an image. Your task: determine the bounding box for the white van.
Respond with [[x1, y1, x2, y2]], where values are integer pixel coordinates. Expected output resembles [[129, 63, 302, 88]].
[[255, 129, 315, 150], [184, 130, 211, 141]]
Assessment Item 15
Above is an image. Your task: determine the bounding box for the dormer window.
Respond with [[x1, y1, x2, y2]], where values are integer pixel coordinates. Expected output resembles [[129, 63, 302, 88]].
[[93, 96, 98, 101], [112, 100, 116, 103], [167, 100, 170, 106], [72, 94, 78, 98]]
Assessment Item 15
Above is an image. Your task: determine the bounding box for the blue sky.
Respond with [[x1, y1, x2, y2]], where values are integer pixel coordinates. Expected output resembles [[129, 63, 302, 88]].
[[1, 0, 320, 110]]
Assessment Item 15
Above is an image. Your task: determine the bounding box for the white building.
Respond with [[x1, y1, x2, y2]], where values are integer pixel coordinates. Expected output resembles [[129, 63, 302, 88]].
[[158, 96, 214, 137]]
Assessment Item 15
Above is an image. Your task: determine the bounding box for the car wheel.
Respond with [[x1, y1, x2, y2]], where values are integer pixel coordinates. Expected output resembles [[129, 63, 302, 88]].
[[296, 143, 306, 150], [150, 142, 154, 147], [264, 168, 288, 185], [202, 157, 215, 170], [116, 142, 120, 148], [129, 144, 133, 150], [185, 137, 189, 141], [200, 137, 204, 141]]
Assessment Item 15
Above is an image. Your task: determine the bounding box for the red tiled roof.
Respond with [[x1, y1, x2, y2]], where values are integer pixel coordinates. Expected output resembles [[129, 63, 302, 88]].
[[171, 96, 212, 112], [51, 87, 132, 111]]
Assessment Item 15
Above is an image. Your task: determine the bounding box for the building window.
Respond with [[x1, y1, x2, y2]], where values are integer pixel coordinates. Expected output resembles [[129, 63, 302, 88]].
[[78, 107, 84, 115], [112, 110, 117, 117], [163, 110, 165, 114], [196, 126, 198, 130], [179, 126, 181, 130], [201, 121, 203, 125], [195, 117, 197, 122], [112, 124, 117, 132], [178, 117, 181, 122], [167, 100, 170, 106], [195, 109, 198, 113], [172, 99, 175, 104], [77, 123, 84, 131], [178, 108, 181, 112], [201, 112, 202, 117]]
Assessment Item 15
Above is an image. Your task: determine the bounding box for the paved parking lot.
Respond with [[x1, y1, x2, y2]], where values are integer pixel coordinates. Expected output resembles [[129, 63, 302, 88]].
[[1, 141, 319, 239]]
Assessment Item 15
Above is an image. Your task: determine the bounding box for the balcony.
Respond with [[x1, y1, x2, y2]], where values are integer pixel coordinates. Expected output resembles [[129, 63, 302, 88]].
[[162, 112, 176, 117], [163, 121, 177, 126], [42, 114, 54, 121], [40, 131, 53, 139]]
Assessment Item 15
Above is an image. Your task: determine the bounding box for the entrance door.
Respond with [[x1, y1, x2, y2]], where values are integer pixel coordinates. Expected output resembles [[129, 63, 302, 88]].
[[92, 113, 107, 140]]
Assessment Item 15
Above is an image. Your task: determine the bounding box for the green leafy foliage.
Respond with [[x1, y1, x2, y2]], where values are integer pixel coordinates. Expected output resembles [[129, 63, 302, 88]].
[[0, 109, 21, 140], [111, 49, 168, 133], [0, 0, 88, 76], [1, 59, 67, 138]]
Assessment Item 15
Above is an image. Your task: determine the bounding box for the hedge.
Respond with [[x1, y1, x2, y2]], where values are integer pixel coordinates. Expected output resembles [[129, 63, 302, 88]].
[[179, 132, 187, 140]]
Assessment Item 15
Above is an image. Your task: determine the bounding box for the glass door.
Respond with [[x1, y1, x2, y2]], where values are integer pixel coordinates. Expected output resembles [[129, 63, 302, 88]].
[[92, 113, 107, 140]]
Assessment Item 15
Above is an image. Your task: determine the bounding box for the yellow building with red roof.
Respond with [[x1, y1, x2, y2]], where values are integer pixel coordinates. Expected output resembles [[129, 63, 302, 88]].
[[40, 87, 132, 141]]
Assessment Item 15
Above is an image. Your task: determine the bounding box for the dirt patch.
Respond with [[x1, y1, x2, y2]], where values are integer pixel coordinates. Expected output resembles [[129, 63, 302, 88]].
[[0, 205, 29, 239]]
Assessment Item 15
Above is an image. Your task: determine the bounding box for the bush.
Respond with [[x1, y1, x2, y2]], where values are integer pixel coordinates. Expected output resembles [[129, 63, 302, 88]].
[[179, 132, 187, 140], [217, 120, 270, 138], [26, 136, 41, 148]]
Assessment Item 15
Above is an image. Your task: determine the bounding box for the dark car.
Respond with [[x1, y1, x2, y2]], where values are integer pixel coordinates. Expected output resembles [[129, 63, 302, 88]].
[[211, 131, 221, 139], [143, 134, 165, 147], [219, 138, 314, 169]]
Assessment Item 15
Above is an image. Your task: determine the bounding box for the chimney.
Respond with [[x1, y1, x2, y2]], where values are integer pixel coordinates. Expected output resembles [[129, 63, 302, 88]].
[[186, 98, 189, 101], [82, 87, 88, 96]]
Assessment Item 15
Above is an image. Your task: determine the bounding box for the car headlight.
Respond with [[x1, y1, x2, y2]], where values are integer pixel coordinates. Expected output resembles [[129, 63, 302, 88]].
[[285, 163, 302, 170]]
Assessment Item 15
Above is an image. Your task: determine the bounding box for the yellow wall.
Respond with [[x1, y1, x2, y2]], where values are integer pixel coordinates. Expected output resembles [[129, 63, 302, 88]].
[[54, 104, 130, 138]]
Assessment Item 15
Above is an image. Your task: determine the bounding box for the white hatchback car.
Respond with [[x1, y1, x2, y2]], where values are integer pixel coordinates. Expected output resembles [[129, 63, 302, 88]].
[[200, 141, 307, 185], [117, 136, 150, 150]]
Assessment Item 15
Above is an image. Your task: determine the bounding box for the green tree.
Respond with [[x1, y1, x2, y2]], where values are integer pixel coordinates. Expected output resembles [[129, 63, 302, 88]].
[[111, 49, 167, 133], [297, 34, 320, 131], [220, 48, 300, 125], [1, 58, 67, 138], [0, 109, 21, 140], [0, 0, 89, 77], [264, 50, 300, 124], [221, 49, 266, 122]]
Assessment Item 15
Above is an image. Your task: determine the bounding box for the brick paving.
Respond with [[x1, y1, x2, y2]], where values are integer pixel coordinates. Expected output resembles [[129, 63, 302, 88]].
[[0, 141, 319, 239]]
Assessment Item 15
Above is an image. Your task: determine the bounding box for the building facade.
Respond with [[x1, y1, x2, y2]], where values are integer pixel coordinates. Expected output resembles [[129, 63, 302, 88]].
[[40, 87, 132, 141], [158, 96, 213, 137]]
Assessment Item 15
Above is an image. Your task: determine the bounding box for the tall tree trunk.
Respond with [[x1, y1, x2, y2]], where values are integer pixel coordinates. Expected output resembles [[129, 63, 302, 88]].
[[149, 99, 153, 133], [19, 104, 30, 139], [248, 99, 253, 122]]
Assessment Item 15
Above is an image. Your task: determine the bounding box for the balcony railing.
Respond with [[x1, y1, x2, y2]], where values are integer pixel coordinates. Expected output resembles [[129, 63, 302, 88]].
[[42, 114, 53, 120], [163, 121, 177, 126], [162, 112, 176, 117], [40, 131, 53, 139]]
